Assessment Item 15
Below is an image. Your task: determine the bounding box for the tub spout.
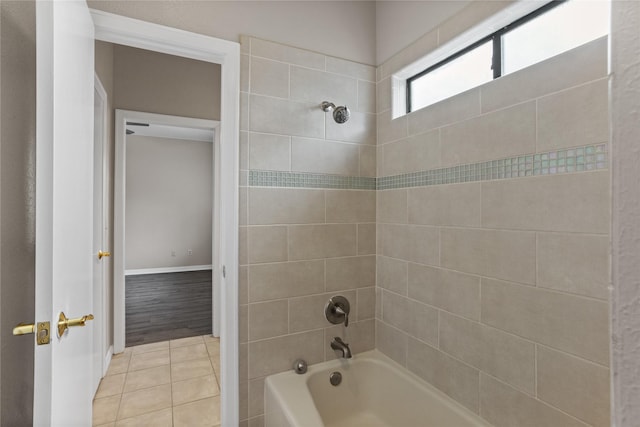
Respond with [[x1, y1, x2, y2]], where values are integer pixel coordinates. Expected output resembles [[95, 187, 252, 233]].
[[331, 337, 352, 359]]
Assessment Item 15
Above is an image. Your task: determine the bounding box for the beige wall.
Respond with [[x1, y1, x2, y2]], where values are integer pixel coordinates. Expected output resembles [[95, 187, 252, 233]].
[[0, 1, 35, 425], [88, 0, 377, 66], [238, 36, 377, 425], [125, 135, 212, 270], [375, 0, 470, 64], [113, 44, 220, 121], [375, 3, 611, 425]]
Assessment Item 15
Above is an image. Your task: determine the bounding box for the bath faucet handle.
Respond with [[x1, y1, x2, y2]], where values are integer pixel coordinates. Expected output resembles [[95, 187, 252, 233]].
[[325, 296, 351, 327], [335, 305, 349, 327]]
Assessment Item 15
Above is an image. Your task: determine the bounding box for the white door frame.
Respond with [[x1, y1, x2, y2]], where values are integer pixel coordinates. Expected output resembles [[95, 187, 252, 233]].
[[114, 110, 221, 344], [93, 73, 111, 384], [91, 10, 239, 426]]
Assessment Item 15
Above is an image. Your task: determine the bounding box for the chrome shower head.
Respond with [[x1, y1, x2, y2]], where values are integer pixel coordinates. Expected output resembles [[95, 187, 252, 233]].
[[321, 101, 350, 124]]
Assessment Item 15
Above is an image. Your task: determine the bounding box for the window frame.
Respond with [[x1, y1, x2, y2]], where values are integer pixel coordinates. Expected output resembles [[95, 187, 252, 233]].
[[406, 0, 567, 113]]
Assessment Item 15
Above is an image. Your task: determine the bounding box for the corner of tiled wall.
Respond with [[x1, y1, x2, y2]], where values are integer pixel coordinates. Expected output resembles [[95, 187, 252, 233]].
[[374, 4, 610, 426], [238, 35, 377, 426]]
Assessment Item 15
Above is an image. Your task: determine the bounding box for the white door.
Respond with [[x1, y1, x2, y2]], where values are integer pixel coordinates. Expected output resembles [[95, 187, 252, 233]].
[[34, 0, 96, 425]]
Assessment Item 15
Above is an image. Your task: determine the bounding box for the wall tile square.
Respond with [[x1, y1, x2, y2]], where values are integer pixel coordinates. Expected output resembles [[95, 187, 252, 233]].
[[357, 223, 376, 255], [290, 66, 357, 106], [381, 224, 439, 266], [248, 188, 325, 225], [439, 311, 535, 394], [480, 374, 588, 427], [481, 278, 610, 365], [376, 320, 408, 366], [247, 226, 288, 264], [382, 290, 438, 346], [248, 300, 289, 341], [358, 80, 376, 113], [326, 255, 376, 291], [407, 88, 481, 136], [376, 77, 391, 113], [376, 255, 408, 296], [377, 109, 407, 144], [359, 145, 377, 177], [408, 183, 481, 227], [440, 102, 536, 167], [537, 78, 609, 151], [249, 133, 290, 171], [408, 263, 480, 321], [291, 137, 359, 176], [537, 346, 610, 427], [407, 337, 480, 413], [240, 54, 250, 92], [382, 130, 440, 176], [249, 95, 324, 138], [356, 287, 376, 321], [326, 111, 376, 144], [326, 190, 376, 223], [440, 228, 536, 285], [377, 189, 407, 224], [288, 224, 357, 260], [537, 232, 609, 299], [326, 56, 376, 81], [481, 171, 610, 233], [249, 260, 324, 302], [250, 57, 289, 99], [240, 131, 249, 170]]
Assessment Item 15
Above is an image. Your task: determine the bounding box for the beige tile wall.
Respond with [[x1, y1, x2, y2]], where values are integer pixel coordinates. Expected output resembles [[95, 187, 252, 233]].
[[239, 36, 376, 426], [375, 21, 610, 427]]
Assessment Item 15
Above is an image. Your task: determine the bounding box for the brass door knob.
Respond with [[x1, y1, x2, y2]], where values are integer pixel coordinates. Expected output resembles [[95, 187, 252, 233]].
[[57, 312, 94, 337], [98, 250, 111, 259]]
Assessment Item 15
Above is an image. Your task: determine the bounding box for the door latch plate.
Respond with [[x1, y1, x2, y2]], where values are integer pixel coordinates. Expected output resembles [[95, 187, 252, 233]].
[[37, 322, 50, 345]]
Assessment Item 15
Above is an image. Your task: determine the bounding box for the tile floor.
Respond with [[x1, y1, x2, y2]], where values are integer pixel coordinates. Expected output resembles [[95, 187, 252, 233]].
[[92, 335, 221, 427]]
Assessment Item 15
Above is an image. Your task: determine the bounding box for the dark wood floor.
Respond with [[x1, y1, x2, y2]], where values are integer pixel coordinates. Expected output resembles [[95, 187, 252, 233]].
[[125, 270, 212, 347]]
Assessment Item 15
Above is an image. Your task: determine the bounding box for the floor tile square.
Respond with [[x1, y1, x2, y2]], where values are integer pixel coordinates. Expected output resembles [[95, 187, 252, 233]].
[[123, 365, 170, 393], [115, 408, 173, 427], [172, 374, 219, 406], [172, 358, 214, 382], [93, 394, 121, 426], [95, 373, 126, 399], [117, 384, 172, 420], [173, 396, 220, 427], [171, 343, 209, 363], [129, 349, 170, 372]]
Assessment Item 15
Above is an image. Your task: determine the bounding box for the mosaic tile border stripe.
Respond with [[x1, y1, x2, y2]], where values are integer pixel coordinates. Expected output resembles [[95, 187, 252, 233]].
[[248, 143, 607, 190], [249, 171, 376, 190], [377, 143, 608, 190]]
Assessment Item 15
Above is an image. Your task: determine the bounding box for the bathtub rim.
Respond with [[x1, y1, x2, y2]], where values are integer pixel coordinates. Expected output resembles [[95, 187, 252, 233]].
[[264, 349, 492, 427]]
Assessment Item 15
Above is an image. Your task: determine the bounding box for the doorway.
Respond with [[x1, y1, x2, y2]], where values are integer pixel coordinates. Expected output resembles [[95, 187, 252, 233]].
[[115, 111, 222, 348], [90, 9, 239, 425]]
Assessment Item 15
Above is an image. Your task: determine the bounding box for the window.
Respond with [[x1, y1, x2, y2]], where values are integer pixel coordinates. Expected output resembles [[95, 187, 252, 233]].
[[407, 0, 610, 113]]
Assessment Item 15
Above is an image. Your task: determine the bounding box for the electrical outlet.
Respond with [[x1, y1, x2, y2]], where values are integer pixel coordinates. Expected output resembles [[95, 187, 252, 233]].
[[171, 250, 176, 257], [187, 249, 193, 255]]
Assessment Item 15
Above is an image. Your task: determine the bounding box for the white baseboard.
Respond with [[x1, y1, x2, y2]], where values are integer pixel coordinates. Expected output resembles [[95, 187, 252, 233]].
[[103, 345, 113, 376], [124, 264, 213, 276]]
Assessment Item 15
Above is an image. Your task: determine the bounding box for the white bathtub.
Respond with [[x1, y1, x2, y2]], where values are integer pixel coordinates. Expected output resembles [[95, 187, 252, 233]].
[[265, 350, 491, 427]]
